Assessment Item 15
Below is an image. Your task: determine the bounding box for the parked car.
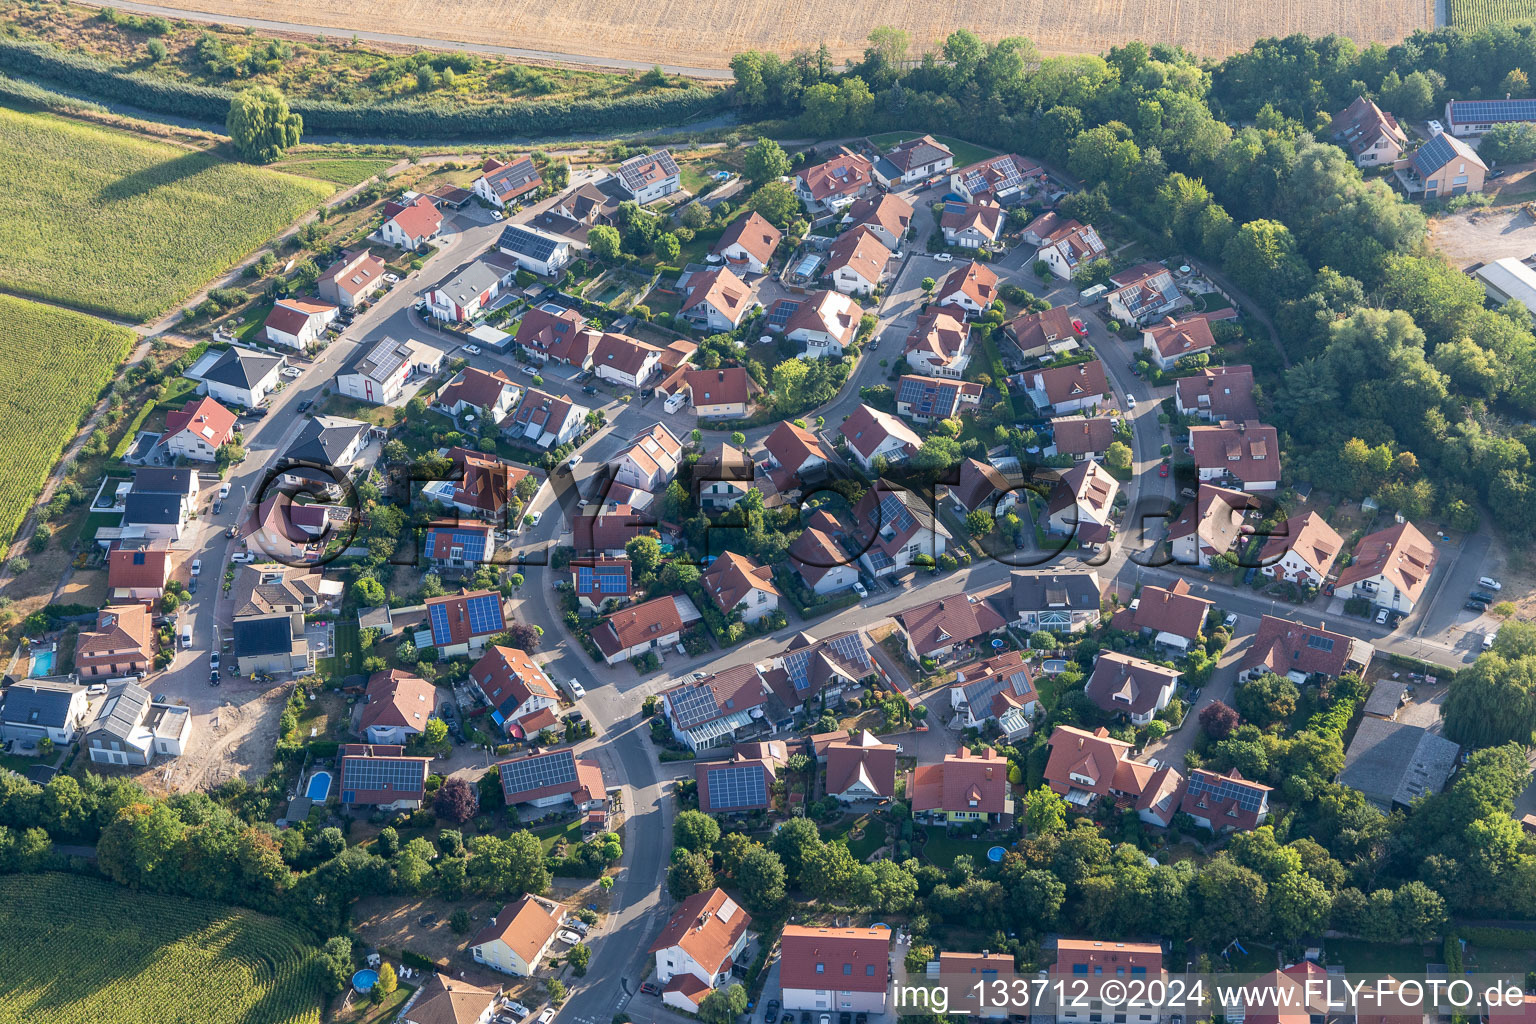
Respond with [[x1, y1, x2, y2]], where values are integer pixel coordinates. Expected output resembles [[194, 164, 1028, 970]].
[[520, 365, 538, 376], [528, 510, 543, 526], [297, 399, 313, 413], [231, 551, 255, 563], [213, 500, 222, 515], [281, 367, 302, 379], [582, 385, 598, 395], [640, 982, 661, 996], [226, 524, 239, 538], [383, 272, 401, 284], [566, 678, 586, 699], [209, 670, 220, 686], [1223, 612, 1237, 629], [934, 253, 954, 262], [566, 454, 583, 470], [1071, 318, 1087, 335], [766, 1000, 780, 1023], [504, 1002, 531, 1020], [853, 581, 868, 598], [1484, 632, 1497, 650], [181, 626, 193, 648], [1158, 463, 1169, 478], [1480, 576, 1503, 591], [840, 1013, 852, 1024], [464, 345, 482, 355], [1471, 590, 1496, 603], [492, 210, 505, 221], [536, 1010, 556, 1024], [219, 482, 231, 499], [190, 559, 202, 576], [1126, 394, 1137, 408], [1375, 607, 1390, 624], [188, 577, 198, 594], [1466, 600, 1489, 612]]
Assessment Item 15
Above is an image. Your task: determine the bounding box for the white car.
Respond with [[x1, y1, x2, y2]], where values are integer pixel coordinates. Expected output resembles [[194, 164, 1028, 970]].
[[493, 211, 506, 221], [1375, 607, 1390, 625], [219, 483, 231, 499], [1479, 576, 1503, 591], [934, 253, 954, 262], [566, 454, 583, 470], [190, 559, 202, 577], [528, 510, 543, 526], [1126, 395, 1137, 408], [852, 581, 868, 598], [1484, 632, 1497, 650], [281, 367, 302, 379], [181, 626, 193, 648], [567, 678, 586, 699], [464, 344, 482, 355], [537, 1010, 556, 1024], [383, 272, 401, 284], [1223, 612, 1237, 629], [231, 551, 255, 564]]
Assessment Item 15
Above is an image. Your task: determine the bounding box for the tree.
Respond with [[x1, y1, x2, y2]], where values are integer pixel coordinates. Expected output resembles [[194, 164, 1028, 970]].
[[1105, 441, 1133, 473], [1200, 700, 1240, 739], [1024, 785, 1067, 836], [375, 962, 398, 995], [744, 137, 791, 184], [546, 979, 567, 1005], [226, 85, 303, 163], [415, 717, 449, 751], [698, 984, 748, 1024], [1443, 654, 1536, 748], [467, 830, 550, 897], [434, 777, 478, 823], [1235, 672, 1300, 727], [568, 943, 591, 975], [626, 535, 663, 577], [1481, 122, 1536, 166], [653, 232, 681, 262], [747, 180, 801, 229], [966, 509, 995, 536], [673, 809, 721, 852], [736, 846, 787, 910], [588, 224, 622, 261], [770, 817, 823, 886], [668, 851, 715, 900]]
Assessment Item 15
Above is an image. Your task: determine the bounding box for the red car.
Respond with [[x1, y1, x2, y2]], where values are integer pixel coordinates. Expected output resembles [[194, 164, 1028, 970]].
[[1158, 463, 1170, 478], [1071, 318, 1088, 335]]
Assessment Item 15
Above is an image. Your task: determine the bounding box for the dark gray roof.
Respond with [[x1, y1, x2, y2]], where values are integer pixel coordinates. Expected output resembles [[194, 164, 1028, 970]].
[[1362, 682, 1406, 718], [122, 492, 183, 526], [1339, 717, 1460, 809], [497, 224, 565, 262], [434, 259, 511, 307], [284, 415, 367, 466], [202, 347, 285, 390], [132, 467, 194, 495], [0, 681, 81, 729], [89, 681, 150, 742], [1011, 570, 1102, 613], [234, 614, 294, 657]]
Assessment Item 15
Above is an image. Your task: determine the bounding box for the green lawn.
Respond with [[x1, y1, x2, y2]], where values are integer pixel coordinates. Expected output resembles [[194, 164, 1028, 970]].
[[867, 131, 996, 168], [919, 825, 996, 868], [533, 817, 586, 854], [0, 106, 333, 321], [271, 156, 398, 186], [821, 813, 886, 863], [1322, 938, 1429, 974]]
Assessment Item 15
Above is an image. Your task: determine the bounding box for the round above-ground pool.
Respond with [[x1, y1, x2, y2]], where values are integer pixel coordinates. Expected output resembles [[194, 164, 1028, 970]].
[[352, 969, 378, 993], [987, 846, 1007, 863], [306, 771, 332, 801]]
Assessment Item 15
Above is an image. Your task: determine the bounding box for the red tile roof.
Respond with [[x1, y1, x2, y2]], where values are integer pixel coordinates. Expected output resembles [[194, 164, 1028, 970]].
[[940, 201, 1004, 240], [714, 211, 782, 267], [515, 306, 592, 364], [1051, 417, 1116, 457], [1006, 305, 1078, 355], [163, 396, 237, 450], [1085, 651, 1180, 717], [1165, 484, 1257, 557], [1334, 521, 1438, 603], [264, 298, 336, 337], [1033, 360, 1109, 407], [471, 645, 558, 711], [1239, 614, 1371, 679], [824, 730, 898, 798], [1190, 419, 1281, 486], [106, 538, 172, 594], [905, 308, 969, 368], [779, 926, 890, 992], [826, 225, 891, 284], [1256, 511, 1343, 579], [1144, 315, 1216, 361], [470, 893, 564, 964], [648, 887, 751, 976], [702, 550, 780, 615], [386, 194, 443, 242], [592, 332, 662, 379], [838, 404, 921, 461], [437, 367, 515, 411], [844, 193, 913, 240], [797, 153, 874, 202], [1043, 725, 1147, 800], [1175, 365, 1258, 420], [318, 249, 386, 296], [76, 604, 153, 661], [592, 594, 691, 656], [911, 746, 1010, 814], [443, 446, 530, 514], [570, 556, 634, 604], [359, 670, 437, 732], [937, 260, 999, 308], [789, 513, 848, 588], [1180, 767, 1272, 831], [1123, 580, 1211, 641], [685, 367, 758, 410], [897, 594, 1006, 657], [782, 289, 860, 345], [496, 750, 606, 805], [1053, 939, 1163, 981], [681, 267, 753, 323], [424, 588, 505, 648]]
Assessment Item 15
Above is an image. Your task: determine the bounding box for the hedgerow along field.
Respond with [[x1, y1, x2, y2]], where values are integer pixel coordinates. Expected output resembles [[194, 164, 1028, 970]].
[[0, 873, 326, 1024], [1448, 0, 1536, 28], [0, 295, 136, 552], [0, 105, 332, 322]]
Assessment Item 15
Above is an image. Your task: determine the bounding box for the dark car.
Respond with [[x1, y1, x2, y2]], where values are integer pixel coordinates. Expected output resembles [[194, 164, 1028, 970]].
[[801, 1014, 812, 1024], [188, 577, 198, 594], [1471, 590, 1496, 603], [766, 1000, 780, 1023], [209, 670, 220, 685], [297, 399, 313, 413], [840, 1013, 852, 1024], [640, 982, 661, 996], [856, 1015, 868, 1024], [582, 385, 598, 395], [212, 501, 222, 515], [1466, 600, 1489, 612]]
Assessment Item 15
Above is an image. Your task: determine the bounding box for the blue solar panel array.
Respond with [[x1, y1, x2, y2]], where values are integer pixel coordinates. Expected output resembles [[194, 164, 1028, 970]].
[[499, 225, 562, 261], [767, 299, 801, 330], [670, 682, 721, 729], [1412, 132, 1461, 175], [467, 594, 503, 634], [429, 528, 486, 562], [897, 377, 956, 418], [1306, 633, 1336, 652], [428, 603, 451, 646], [782, 633, 871, 693], [1189, 771, 1265, 812], [705, 762, 768, 809], [1449, 99, 1536, 123], [577, 565, 629, 594]]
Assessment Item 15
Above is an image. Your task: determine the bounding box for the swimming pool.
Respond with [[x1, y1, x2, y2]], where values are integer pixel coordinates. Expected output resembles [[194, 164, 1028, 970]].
[[306, 771, 332, 801], [352, 969, 378, 993], [28, 649, 54, 677]]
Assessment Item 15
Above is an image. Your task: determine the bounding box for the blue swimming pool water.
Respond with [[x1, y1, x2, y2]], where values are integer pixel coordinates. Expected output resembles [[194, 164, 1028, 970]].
[[306, 771, 332, 801], [352, 969, 378, 993], [987, 846, 1007, 863], [28, 650, 54, 677]]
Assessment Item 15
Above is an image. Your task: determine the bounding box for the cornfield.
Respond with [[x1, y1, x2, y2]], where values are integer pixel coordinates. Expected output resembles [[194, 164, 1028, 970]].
[[0, 873, 325, 1024], [1448, 0, 1536, 28], [0, 105, 332, 323], [0, 295, 136, 552]]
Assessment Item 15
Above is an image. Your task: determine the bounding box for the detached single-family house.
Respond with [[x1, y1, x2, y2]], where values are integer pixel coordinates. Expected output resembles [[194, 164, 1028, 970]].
[[497, 224, 571, 277], [423, 589, 507, 658], [762, 630, 874, 713], [1190, 419, 1281, 491], [681, 267, 754, 332], [1142, 315, 1217, 370], [776, 290, 861, 358], [473, 155, 543, 207], [895, 375, 983, 423], [779, 926, 892, 1014], [904, 308, 971, 378], [0, 680, 88, 745], [1330, 96, 1409, 167], [701, 551, 780, 625], [505, 388, 588, 449], [282, 415, 369, 471], [1045, 460, 1119, 545], [1043, 725, 1162, 815], [1107, 262, 1183, 325], [696, 741, 785, 814], [650, 888, 753, 1013], [788, 510, 858, 596], [401, 977, 499, 1024], [825, 226, 891, 296], [531, 177, 626, 242], [1334, 521, 1439, 614], [334, 335, 444, 406], [161, 395, 237, 463], [76, 605, 153, 679], [611, 421, 685, 492], [418, 446, 531, 522], [1085, 651, 1180, 725], [376, 194, 442, 249], [1257, 511, 1344, 586], [1181, 768, 1273, 832], [1035, 220, 1106, 279], [874, 134, 954, 186], [423, 521, 496, 571], [84, 681, 191, 765], [514, 305, 594, 367], [1010, 569, 1103, 634], [795, 152, 874, 213], [694, 443, 755, 510], [823, 730, 898, 802], [658, 663, 770, 750], [1167, 484, 1259, 570], [119, 467, 199, 542], [470, 893, 566, 976], [1399, 130, 1487, 199], [911, 746, 1011, 823], [843, 193, 913, 249], [950, 153, 1040, 203], [950, 650, 1038, 738], [592, 332, 663, 389], [616, 149, 681, 204], [933, 260, 998, 317], [1175, 365, 1258, 421], [317, 249, 386, 308], [198, 346, 286, 409], [1027, 360, 1109, 414], [1050, 416, 1117, 462], [571, 557, 634, 612], [948, 458, 1017, 517], [940, 200, 1004, 249], [1006, 305, 1081, 361], [685, 367, 758, 419], [838, 404, 921, 472], [358, 669, 437, 745], [761, 420, 831, 495], [232, 611, 311, 675], [436, 367, 520, 423], [1446, 97, 1536, 136], [591, 594, 702, 665], [263, 298, 338, 351], [896, 594, 1006, 661], [1239, 614, 1373, 684], [426, 257, 516, 323], [497, 748, 607, 812], [1112, 579, 1212, 651], [106, 538, 173, 603], [713, 211, 782, 273], [849, 483, 950, 578]]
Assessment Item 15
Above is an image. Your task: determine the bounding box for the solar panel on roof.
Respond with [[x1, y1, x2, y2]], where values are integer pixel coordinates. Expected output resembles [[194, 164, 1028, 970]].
[[430, 528, 486, 563], [1190, 772, 1265, 813], [467, 594, 503, 634], [670, 682, 721, 729], [361, 337, 408, 383], [341, 754, 424, 794], [500, 225, 561, 261], [767, 300, 801, 329], [429, 603, 451, 645], [705, 762, 768, 809], [501, 750, 578, 796], [1306, 634, 1336, 652], [1450, 99, 1536, 122]]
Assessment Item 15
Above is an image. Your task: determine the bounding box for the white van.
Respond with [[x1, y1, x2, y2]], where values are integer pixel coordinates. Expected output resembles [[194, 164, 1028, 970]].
[[664, 391, 687, 414], [181, 626, 193, 649]]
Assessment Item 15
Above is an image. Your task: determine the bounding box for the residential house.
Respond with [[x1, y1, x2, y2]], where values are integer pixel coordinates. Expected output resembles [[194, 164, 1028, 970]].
[[514, 306, 593, 367], [825, 226, 891, 296], [1050, 416, 1117, 461], [504, 388, 588, 449], [950, 153, 1041, 203], [761, 420, 831, 495], [1113, 580, 1212, 651], [1010, 569, 1103, 634], [1239, 615, 1374, 684], [1043, 725, 1163, 816], [229, 565, 340, 618], [694, 443, 754, 511], [317, 249, 386, 308], [161, 395, 237, 463], [496, 224, 571, 277], [757, 631, 873, 718], [696, 740, 786, 814], [106, 538, 174, 603], [419, 446, 532, 522], [358, 669, 438, 745], [1175, 365, 1258, 421], [592, 594, 703, 665], [775, 290, 861, 358], [83, 681, 190, 765], [788, 510, 858, 596], [120, 467, 199, 542], [1006, 305, 1082, 361], [1045, 460, 1119, 545], [1142, 315, 1217, 370], [592, 332, 663, 389], [658, 663, 770, 750], [1181, 768, 1273, 832], [198, 346, 286, 409], [1035, 220, 1106, 279], [1190, 419, 1281, 491], [423, 521, 496, 571], [950, 650, 1038, 738], [1258, 511, 1344, 586], [680, 267, 754, 332], [850, 483, 950, 578], [904, 308, 971, 378], [685, 368, 758, 419], [843, 193, 913, 249], [232, 611, 311, 675], [436, 367, 521, 423], [400, 976, 499, 1024], [940, 200, 1005, 249], [0, 680, 88, 745], [529, 177, 626, 242], [76, 605, 153, 679], [650, 888, 752, 1013], [895, 375, 983, 423], [572, 502, 648, 557], [937, 952, 1019, 1020], [897, 594, 1006, 661], [470, 893, 566, 976], [238, 493, 353, 559], [1052, 940, 1165, 1024], [263, 298, 338, 351], [472, 155, 542, 207], [334, 335, 444, 405], [795, 152, 874, 213], [426, 256, 516, 322], [282, 415, 370, 472], [1020, 210, 1068, 245], [823, 730, 898, 802], [838, 404, 921, 472], [611, 422, 685, 492], [713, 211, 782, 273], [616, 149, 681, 204], [701, 551, 780, 625], [1446, 97, 1536, 135], [933, 260, 999, 317], [911, 746, 1011, 823], [376, 194, 442, 249], [571, 557, 634, 612], [1340, 716, 1460, 810], [423, 589, 507, 658], [874, 134, 954, 186], [1329, 95, 1409, 167], [427, 183, 473, 209], [1027, 360, 1109, 414], [1107, 262, 1183, 325], [948, 458, 1017, 517], [1399, 130, 1487, 199], [497, 748, 607, 811], [1167, 484, 1259, 569], [1085, 651, 1180, 725], [779, 926, 892, 1013]]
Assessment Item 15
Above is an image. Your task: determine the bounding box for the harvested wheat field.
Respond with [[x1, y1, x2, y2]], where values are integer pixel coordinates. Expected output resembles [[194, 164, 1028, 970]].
[[113, 0, 1435, 71]]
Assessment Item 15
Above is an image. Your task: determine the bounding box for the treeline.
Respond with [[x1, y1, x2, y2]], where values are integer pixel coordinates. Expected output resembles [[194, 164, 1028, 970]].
[[730, 24, 1536, 535], [0, 38, 723, 138]]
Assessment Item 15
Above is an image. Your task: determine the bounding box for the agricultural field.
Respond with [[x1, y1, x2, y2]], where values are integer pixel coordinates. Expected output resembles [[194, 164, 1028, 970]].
[[0, 873, 326, 1024], [0, 106, 332, 321], [0, 295, 136, 552], [1448, 0, 1536, 28], [269, 156, 399, 186], [81, 0, 1435, 69]]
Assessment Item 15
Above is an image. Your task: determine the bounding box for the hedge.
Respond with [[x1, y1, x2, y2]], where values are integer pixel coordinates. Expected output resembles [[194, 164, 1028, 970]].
[[1385, 652, 1458, 682], [0, 38, 725, 140], [1459, 926, 1536, 950]]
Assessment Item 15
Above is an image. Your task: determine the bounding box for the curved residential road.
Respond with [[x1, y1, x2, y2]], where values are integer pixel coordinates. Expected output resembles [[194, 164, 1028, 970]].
[[103, 1, 735, 80]]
